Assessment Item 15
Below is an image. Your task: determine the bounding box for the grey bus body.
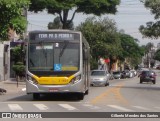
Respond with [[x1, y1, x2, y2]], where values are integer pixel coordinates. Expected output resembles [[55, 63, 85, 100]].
[[26, 30, 90, 100]]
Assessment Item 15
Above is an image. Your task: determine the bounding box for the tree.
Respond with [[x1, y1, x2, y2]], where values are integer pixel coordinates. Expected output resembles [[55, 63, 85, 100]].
[[11, 45, 25, 63], [154, 49, 160, 61], [29, 0, 120, 29], [0, 0, 30, 41], [48, 17, 62, 29], [11, 45, 26, 83], [119, 34, 144, 68], [143, 42, 155, 68], [76, 16, 144, 70], [12, 62, 25, 81], [76, 17, 122, 69], [139, 0, 160, 39], [48, 16, 74, 30], [145, 42, 154, 52]]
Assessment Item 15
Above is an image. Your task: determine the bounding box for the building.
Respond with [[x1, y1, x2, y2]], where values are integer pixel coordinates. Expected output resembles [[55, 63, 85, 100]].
[[0, 41, 10, 81]]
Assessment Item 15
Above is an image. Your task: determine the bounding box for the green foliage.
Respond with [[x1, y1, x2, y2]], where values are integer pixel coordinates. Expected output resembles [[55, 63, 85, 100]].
[[11, 46, 22, 63], [140, 0, 160, 38], [154, 49, 160, 61], [77, 17, 122, 57], [145, 42, 154, 53], [77, 17, 144, 69], [90, 58, 99, 70], [0, 0, 30, 40], [76, 17, 122, 68], [76, 0, 120, 15], [11, 45, 25, 78], [29, 0, 120, 29], [119, 34, 144, 67], [48, 16, 74, 30], [143, 0, 160, 19], [12, 62, 25, 76], [48, 17, 62, 29], [10, 16, 27, 35], [120, 34, 143, 57]]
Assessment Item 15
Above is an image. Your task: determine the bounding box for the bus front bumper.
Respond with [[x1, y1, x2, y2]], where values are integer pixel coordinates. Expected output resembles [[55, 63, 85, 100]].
[[26, 80, 85, 94]]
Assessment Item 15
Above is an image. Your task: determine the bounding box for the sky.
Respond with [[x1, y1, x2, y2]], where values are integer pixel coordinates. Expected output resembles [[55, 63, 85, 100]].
[[27, 0, 160, 46]]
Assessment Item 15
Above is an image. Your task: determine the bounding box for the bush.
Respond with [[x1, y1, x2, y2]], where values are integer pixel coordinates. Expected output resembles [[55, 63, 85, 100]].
[[12, 62, 25, 77]]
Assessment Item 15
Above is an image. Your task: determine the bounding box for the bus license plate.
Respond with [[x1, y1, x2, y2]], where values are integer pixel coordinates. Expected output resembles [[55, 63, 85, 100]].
[[49, 88, 59, 92]]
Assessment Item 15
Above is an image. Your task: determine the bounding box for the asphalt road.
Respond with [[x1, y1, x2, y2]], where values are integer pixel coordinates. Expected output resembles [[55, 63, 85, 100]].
[[0, 69, 160, 121]]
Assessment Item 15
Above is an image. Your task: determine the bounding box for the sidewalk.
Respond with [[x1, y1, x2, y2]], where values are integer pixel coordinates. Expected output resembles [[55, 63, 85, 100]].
[[0, 80, 26, 94]]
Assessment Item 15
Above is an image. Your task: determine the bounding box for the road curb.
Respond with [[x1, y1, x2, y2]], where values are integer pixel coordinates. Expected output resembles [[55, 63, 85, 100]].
[[1, 80, 26, 85], [0, 80, 26, 94]]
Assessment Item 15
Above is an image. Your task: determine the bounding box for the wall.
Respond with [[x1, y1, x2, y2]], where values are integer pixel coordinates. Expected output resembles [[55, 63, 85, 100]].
[[0, 41, 10, 81], [0, 44, 4, 81]]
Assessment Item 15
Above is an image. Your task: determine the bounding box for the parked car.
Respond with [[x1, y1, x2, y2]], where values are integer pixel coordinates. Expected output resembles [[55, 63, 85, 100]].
[[130, 70, 137, 77], [121, 70, 130, 78], [108, 72, 114, 80], [137, 68, 143, 75], [112, 71, 122, 79], [156, 65, 160, 70], [129, 70, 134, 78], [90, 70, 110, 86], [138, 70, 156, 84]]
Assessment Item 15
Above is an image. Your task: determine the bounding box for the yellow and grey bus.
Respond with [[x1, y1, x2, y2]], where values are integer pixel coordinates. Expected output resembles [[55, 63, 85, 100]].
[[26, 30, 90, 100]]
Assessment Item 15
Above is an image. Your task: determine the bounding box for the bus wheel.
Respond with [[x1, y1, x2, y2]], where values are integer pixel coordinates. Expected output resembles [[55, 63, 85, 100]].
[[77, 93, 84, 100], [85, 90, 89, 95], [33, 93, 40, 100]]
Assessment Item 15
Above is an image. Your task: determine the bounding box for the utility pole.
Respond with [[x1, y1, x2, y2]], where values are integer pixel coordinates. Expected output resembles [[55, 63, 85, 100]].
[[22, 7, 28, 40]]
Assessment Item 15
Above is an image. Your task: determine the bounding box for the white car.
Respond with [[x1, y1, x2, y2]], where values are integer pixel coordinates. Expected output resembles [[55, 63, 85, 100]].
[[90, 70, 110, 86]]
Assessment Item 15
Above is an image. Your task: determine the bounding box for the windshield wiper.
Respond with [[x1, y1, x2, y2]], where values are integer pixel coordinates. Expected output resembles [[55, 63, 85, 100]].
[[30, 59, 35, 67], [59, 41, 69, 62], [59, 41, 69, 57]]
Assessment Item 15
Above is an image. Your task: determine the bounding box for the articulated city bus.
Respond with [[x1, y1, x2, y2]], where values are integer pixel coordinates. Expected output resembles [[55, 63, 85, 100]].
[[26, 30, 90, 100]]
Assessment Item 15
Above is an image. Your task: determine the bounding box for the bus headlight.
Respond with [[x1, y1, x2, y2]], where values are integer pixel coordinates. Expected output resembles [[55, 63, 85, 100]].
[[70, 75, 81, 84], [27, 75, 38, 84]]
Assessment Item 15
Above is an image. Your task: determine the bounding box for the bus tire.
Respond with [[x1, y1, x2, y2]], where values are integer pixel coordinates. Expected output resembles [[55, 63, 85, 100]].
[[85, 90, 89, 95], [77, 93, 84, 100], [33, 93, 40, 100]]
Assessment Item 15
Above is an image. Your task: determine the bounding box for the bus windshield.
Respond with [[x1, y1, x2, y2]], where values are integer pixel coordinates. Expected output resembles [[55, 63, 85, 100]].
[[29, 42, 79, 71]]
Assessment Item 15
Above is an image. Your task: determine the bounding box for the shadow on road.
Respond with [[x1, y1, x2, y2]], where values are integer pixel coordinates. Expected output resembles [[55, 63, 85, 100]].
[[110, 83, 160, 91], [6, 93, 82, 102]]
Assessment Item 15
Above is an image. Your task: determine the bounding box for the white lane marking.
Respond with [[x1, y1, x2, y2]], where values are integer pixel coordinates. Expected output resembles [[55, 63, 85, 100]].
[[8, 104, 23, 111], [22, 88, 26, 91], [33, 104, 49, 110], [83, 104, 93, 107], [133, 106, 151, 111], [59, 104, 77, 111], [108, 105, 134, 112], [83, 104, 100, 109]]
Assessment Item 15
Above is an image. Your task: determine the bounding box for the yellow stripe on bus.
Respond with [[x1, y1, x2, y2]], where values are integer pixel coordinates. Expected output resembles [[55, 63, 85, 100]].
[[33, 75, 75, 85], [62, 66, 78, 71], [29, 66, 78, 71]]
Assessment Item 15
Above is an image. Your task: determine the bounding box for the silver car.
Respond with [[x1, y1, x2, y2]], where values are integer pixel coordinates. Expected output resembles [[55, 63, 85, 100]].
[[90, 70, 110, 86]]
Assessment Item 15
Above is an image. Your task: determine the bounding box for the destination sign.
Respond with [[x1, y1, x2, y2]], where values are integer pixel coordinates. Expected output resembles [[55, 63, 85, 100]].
[[38, 33, 73, 39], [29, 32, 80, 41]]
